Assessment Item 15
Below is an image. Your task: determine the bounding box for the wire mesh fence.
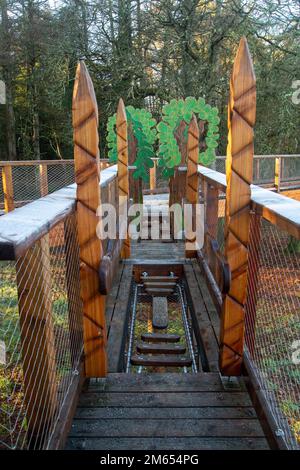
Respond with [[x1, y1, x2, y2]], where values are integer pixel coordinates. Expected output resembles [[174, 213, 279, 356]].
[[245, 215, 300, 449], [215, 155, 300, 187], [0, 159, 112, 211], [0, 212, 83, 449]]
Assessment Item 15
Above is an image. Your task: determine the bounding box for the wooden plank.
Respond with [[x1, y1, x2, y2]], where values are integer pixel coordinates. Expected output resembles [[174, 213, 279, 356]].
[[184, 264, 219, 371], [105, 263, 124, 328], [146, 287, 173, 296], [220, 37, 256, 376], [143, 281, 177, 288], [117, 98, 131, 258], [192, 260, 220, 333], [72, 61, 107, 377], [133, 262, 183, 282], [107, 265, 132, 372], [141, 333, 181, 343], [88, 372, 233, 392], [16, 236, 58, 444], [78, 391, 253, 407], [74, 406, 257, 419], [2, 164, 14, 212], [136, 342, 186, 354], [66, 436, 269, 450], [69, 417, 265, 438], [142, 275, 179, 282], [152, 296, 169, 329], [131, 355, 192, 367], [185, 115, 199, 257], [48, 363, 86, 450]]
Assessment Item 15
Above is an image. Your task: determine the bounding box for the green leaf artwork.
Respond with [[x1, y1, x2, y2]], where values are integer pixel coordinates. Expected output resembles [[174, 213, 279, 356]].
[[157, 97, 220, 177], [106, 106, 157, 182]]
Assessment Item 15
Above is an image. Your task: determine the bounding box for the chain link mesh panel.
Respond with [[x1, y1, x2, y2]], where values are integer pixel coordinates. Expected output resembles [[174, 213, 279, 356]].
[[245, 215, 300, 449], [0, 212, 83, 449]]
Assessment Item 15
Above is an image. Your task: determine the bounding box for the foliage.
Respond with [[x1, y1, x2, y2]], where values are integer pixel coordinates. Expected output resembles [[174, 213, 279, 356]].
[[157, 97, 220, 178], [107, 105, 157, 182]]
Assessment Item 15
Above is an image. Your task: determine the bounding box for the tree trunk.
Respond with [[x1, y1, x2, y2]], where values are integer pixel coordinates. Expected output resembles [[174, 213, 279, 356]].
[[1, 0, 17, 160]]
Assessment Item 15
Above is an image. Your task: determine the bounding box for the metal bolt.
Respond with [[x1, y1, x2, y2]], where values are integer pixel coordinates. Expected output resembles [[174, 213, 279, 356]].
[[275, 428, 285, 437]]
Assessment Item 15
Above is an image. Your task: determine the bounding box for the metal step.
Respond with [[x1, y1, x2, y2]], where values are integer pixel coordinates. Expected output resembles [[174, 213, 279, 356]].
[[136, 342, 186, 355], [131, 354, 192, 367], [141, 333, 181, 343]]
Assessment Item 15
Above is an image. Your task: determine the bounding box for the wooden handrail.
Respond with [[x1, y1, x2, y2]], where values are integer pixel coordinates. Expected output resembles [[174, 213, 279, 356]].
[[0, 165, 117, 260], [198, 166, 300, 239]]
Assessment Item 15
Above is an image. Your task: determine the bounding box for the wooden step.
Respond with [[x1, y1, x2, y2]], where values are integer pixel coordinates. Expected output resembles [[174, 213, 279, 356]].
[[152, 296, 168, 329], [136, 342, 186, 355], [141, 333, 181, 343], [141, 276, 179, 282], [145, 287, 174, 296], [143, 281, 177, 288], [131, 355, 192, 367]]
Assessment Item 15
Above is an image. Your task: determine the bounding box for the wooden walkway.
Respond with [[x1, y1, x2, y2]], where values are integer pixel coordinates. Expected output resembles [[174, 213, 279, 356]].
[[66, 373, 269, 450], [65, 195, 270, 450], [65, 253, 270, 450]]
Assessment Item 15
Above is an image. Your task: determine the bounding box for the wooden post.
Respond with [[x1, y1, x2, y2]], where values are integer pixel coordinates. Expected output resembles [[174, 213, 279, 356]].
[[39, 163, 48, 197], [150, 159, 156, 192], [116, 98, 131, 258], [72, 61, 107, 377], [128, 122, 140, 204], [219, 37, 256, 376], [16, 237, 58, 444], [2, 165, 14, 212], [206, 184, 219, 241], [274, 157, 281, 192], [185, 115, 199, 257]]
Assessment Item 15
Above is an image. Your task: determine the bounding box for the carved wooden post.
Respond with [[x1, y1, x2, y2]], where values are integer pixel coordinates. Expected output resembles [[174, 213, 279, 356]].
[[16, 237, 58, 444], [2, 165, 14, 212], [219, 37, 256, 376], [72, 61, 107, 377], [185, 115, 199, 257], [39, 163, 48, 197], [116, 98, 131, 258]]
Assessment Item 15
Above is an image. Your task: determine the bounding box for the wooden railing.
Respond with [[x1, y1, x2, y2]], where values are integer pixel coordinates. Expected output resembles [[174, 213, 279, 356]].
[[0, 164, 118, 449], [0, 159, 111, 212], [216, 154, 300, 190], [1, 154, 299, 214], [0, 61, 131, 450]]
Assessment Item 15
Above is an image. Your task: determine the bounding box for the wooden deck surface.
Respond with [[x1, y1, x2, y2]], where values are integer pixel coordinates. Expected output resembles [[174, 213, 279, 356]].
[[66, 195, 270, 450], [66, 373, 269, 450]]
